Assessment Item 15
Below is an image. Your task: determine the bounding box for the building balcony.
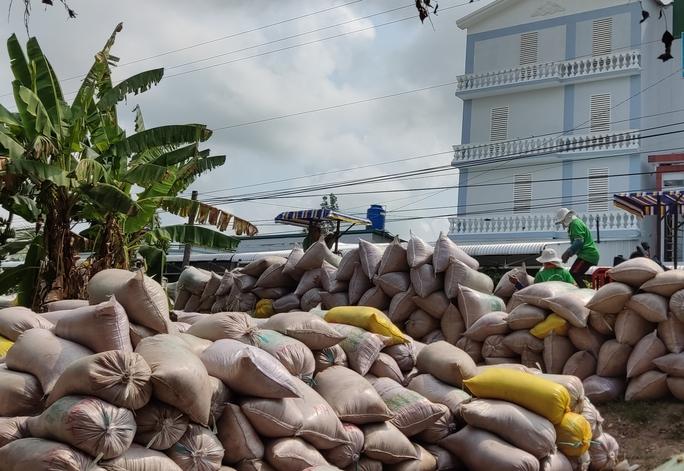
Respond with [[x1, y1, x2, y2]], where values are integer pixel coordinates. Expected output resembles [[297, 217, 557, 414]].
[[449, 211, 640, 242], [455, 50, 641, 99], [452, 129, 640, 166]]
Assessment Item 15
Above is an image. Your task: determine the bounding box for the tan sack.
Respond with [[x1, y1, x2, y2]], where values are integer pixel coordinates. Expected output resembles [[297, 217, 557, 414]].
[[177, 266, 212, 294], [358, 286, 390, 311], [0, 416, 28, 448], [359, 239, 384, 279], [407, 234, 434, 269], [88, 268, 136, 301], [626, 330, 667, 378], [511, 282, 578, 310], [363, 421, 420, 464], [412, 291, 450, 319], [589, 433, 619, 471], [129, 323, 158, 348], [521, 348, 545, 370], [615, 310, 655, 346], [166, 424, 224, 471], [216, 270, 236, 296], [375, 272, 411, 297], [337, 249, 360, 281], [331, 324, 389, 376], [253, 329, 315, 381], [114, 270, 173, 334], [625, 370, 669, 401], [537, 374, 585, 413], [440, 303, 465, 344], [440, 425, 540, 471], [314, 366, 393, 424], [177, 332, 212, 356], [482, 334, 516, 359], [256, 263, 294, 290], [546, 289, 595, 328], [580, 398, 604, 439], [174, 289, 192, 311], [373, 377, 444, 436], [242, 256, 287, 278], [495, 267, 534, 300], [45, 299, 89, 311], [200, 272, 222, 300], [135, 334, 212, 425], [596, 340, 632, 377], [652, 352, 684, 376], [314, 344, 348, 373], [507, 304, 548, 330], [389, 288, 417, 324], [209, 375, 231, 425], [582, 375, 625, 404], [643, 269, 684, 296], [188, 311, 257, 343], [543, 334, 576, 375], [296, 239, 340, 271], [383, 341, 418, 373], [50, 297, 132, 353], [0, 306, 53, 340], [184, 294, 201, 312], [433, 232, 478, 272], [659, 314, 684, 354], [218, 403, 264, 465], [27, 395, 136, 459], [625, 293, 669, 323], [201, 338, 299, 398], [460, 399, 556, 459], [0, 364, 43, 416], [568, 326, 605, 358], [321, 263, 344, 293], [540, 452, 573, 471], [411, 264, 443, 298], [444, 259, 493, 298], [457, 285, 505, 329], [134, 400, 189, 450], [301, 288, 324, 311], [465, 312, 509, 342], [323, 423, 364, 468], [348, 265, 373, 305], [101, 443, 182, 471], [266, 437, 329, 471], [563, 351, 597, 380], [321, 292, 351, 310], [370, 352, 404, 383], [295, 269, 323, 297], [585, 282, 633, 314], [423, 445, 463, 471], [273, 294, 301, 313], [588, 312, 617, 336], [405, 310, 439, 339], [6, 328, 93, 394], [47, 350, 151, 410], [669, 288, 684, 323], [264, 311, 345, 350], [668, 376, 684, 400], [414, 405, 455, 444], [455, 336, 483, 363], [378, 237, 409, 275], [504, 331, 544, 354], [0, 437, 105, 471], [389, 444, 439, 471], [607, 258, 663, 287], [416, 341, 477, 388]]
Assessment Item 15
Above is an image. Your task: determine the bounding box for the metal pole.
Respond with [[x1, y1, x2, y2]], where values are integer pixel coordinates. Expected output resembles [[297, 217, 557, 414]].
[[182, 190, 198, 267], [334, 220, 340, 254], [595, 216, 601, 243], [656, 194, 662, 263], [674, 207, 679, 269]]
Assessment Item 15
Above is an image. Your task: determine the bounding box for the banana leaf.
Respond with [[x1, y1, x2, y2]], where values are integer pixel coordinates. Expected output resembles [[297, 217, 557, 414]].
[[81, 183, 140, 216], [138, 244, 165, 281], [152, 224, 239, 251], [0, 129, 25, 159], [9, 159, 71, 186], [97, 69, 164, 110], [7, 34, 31, 89]]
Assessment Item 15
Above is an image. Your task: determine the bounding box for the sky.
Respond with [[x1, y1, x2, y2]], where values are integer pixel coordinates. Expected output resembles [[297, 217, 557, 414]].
[[0, 0, 490, 241]]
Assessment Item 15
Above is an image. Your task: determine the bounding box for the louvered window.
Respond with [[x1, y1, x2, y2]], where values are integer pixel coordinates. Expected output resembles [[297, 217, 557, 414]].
[[590, 94, 611, 133], [592, 18, 613, 55], [513, 174, 532, 213], [490, 106, 509, 141], [588, 168, 609, 212], [520, 32, 539, 65]]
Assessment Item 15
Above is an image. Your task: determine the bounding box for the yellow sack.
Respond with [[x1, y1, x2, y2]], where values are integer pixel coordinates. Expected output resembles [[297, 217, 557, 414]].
[[325, 306, 409, 345], [254, 299, 275, 319], [463, 368, 571, 424], [530, 313, 569, 339], [556, 412, 592, 457], [0, 335, 13, 358]]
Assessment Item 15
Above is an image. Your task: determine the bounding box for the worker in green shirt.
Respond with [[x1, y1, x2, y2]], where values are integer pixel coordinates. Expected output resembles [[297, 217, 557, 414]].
[[555, 207, 600, 286], [509, 248, 576, 288]]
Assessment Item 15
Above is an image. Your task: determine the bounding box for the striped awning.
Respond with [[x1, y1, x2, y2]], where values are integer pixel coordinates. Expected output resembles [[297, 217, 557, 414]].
[[459, 241, 566, 257], [613, 191, 684, 218], [275, 209, 371, 228]]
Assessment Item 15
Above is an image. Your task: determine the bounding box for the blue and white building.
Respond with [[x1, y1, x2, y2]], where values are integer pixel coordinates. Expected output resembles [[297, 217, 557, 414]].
[[449, 0, 684, 265]]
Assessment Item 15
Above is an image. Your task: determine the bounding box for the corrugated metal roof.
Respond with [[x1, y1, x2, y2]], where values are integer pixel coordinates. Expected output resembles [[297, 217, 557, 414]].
[[459, 241, 565, 257]]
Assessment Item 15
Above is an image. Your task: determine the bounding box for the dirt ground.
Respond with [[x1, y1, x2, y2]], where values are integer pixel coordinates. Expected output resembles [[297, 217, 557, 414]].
[[599, 400, 684, 470]]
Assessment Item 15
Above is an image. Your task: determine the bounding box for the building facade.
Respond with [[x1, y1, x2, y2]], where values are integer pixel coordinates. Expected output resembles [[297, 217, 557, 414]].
[[448, 0, 683, 265]]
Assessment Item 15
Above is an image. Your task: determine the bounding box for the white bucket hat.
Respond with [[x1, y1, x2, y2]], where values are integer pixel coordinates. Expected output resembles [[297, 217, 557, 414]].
[[536, 248, 563, 267], [554, 208, 576, 225]]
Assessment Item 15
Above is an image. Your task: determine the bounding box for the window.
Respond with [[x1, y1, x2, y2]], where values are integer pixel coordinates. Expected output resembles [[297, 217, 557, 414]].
[[588, 168, 609, 212], [592, 18, 613, 55], [490, 106, 509, 141], [590, 94, 611, 133], [520, 31, 539, 65], [513, 174, 532, 213]]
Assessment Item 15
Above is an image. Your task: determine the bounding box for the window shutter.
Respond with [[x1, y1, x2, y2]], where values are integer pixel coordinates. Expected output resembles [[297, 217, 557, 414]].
[[592, 17, 613, 55], [590, 94, 611, 133], [588, 168, 609, 212], [513, 174, 532, 213], [490, 106, 509, 141], [520, 32, 539, 65]]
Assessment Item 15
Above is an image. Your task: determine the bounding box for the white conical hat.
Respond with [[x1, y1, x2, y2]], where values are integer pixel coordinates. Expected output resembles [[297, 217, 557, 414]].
[[536, 248, 564, 266]]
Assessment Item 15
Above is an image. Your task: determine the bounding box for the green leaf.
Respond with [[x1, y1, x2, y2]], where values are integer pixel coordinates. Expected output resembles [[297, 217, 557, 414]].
[[0, 265, 37, 297], [141, 196, 256, 233], [9, 159, 71, 186], [0, 239, 33, 258], [81, 183, 140, 216], [132, 105, 145, 132], [0, 129, 25, 159], [138, 244, 166, 281], [0, 104, 20, 127], [154, 224, 240, 251], [170, 154, 226, 194], [123, 163, 168, 186], [97, 69, 164, 110], [150, 143, 199, 166], [7, 34, 31, 89], [18, 86, 55, 136], [74, 159, 108, 184], [115, 124, 212, 156], [27, 37, 66, 136], [7, 195, 40, 222]]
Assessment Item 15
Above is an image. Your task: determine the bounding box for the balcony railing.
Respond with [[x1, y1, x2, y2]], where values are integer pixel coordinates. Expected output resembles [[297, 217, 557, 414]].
[[449, 211, 639, 236], [452, 129, 640, 164], [456, 50, 640, 95]]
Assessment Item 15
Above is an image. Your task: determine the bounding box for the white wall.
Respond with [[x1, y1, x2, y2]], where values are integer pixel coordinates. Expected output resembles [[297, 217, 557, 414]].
[[571, 76, 633, 133]]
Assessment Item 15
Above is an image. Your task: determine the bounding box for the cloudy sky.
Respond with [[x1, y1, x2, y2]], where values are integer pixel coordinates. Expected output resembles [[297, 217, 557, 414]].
[[0, 0, 488, 241]]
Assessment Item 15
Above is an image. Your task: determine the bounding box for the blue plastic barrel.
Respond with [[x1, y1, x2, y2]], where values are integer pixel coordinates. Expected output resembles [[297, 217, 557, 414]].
[[366, 204, 386, 231]]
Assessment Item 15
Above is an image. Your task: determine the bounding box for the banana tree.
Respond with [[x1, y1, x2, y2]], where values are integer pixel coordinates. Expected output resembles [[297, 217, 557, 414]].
[[0, 24, 256, 309]]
